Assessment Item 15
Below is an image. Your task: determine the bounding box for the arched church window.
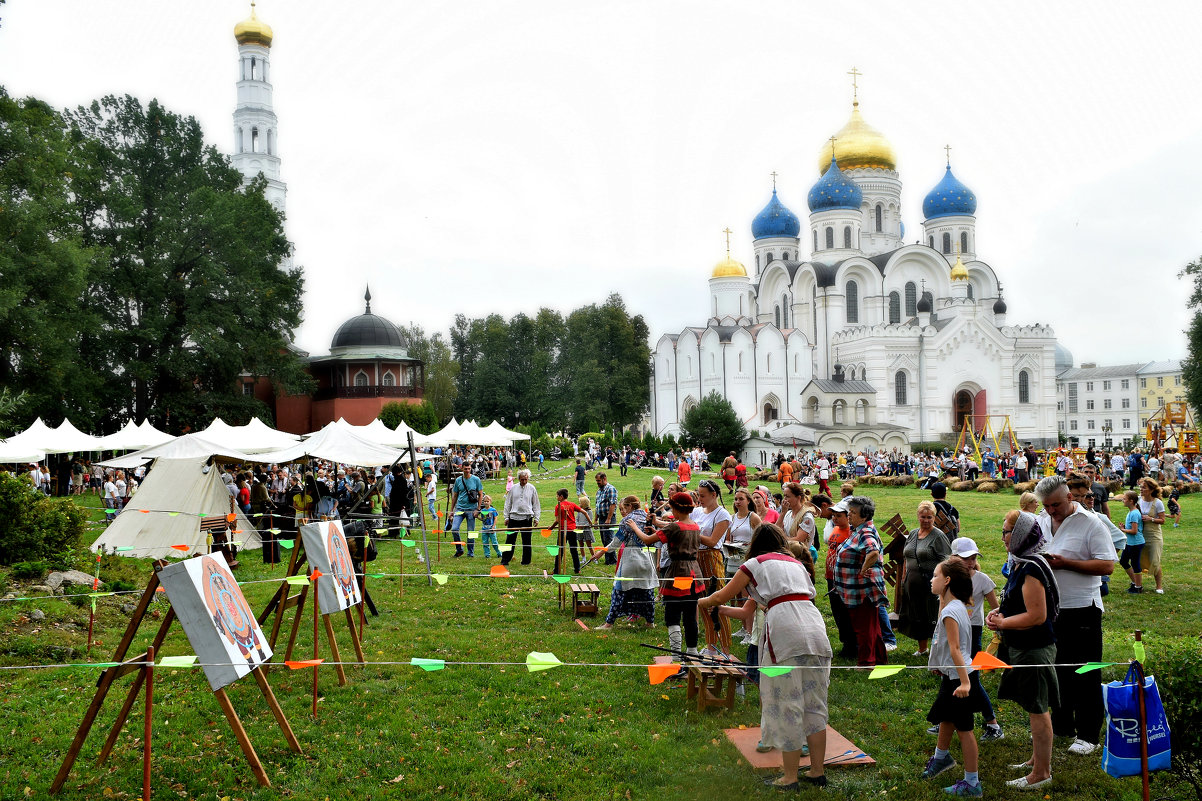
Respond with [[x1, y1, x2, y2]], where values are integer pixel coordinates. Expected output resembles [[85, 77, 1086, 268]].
[[755, 254, 760, 269], [833, 400, 846, 425], [889, 292, 901, 324], [774, 305, 780, 328], [354, 371, 368, 387], [844, 226, 852, 248], [929, 236, 934, 249], [1019, 370, 1031, 404], [812, 286, 817, 333], [855, 399, 868, 424], [961, 231, 969, 253], [794, 354, 799, 372], [808, 397, 819, 423], [767, 353, 772, 373], [739, 295, 744, 316], [251, 127, 260, 153], [781, 295, 789, 328], [266, 129, 274, 155], [825, 227, 834, 249], [966, 283, 974, 300], [875, 204, 883, 233], [942, 232, 951, 254], [738, 352, 743, 373], [767, 252, 774, 264], [764, 402, 779, 423], [382, 371, 395, 386], [687, 356, 692, 376], [895, 371, 907, 405], [845, 281, 859, 323], [783, 251, 791, 260], [905, 282, 917, 317], [813, 230, 818, 252], [251, 56, 258, 81], [236, 127, 243, 154]]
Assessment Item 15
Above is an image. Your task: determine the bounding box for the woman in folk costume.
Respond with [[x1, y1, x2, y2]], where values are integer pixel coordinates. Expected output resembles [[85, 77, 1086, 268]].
[[635, 492, 704, 670], [692, 479, 734, 654]]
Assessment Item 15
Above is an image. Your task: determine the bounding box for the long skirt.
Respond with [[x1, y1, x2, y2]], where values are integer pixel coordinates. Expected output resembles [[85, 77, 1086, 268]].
[[760, 652, 831, 752], [847, 603, 887, 667], [605, 586, 655, 624], [696, 549, 732, 653]]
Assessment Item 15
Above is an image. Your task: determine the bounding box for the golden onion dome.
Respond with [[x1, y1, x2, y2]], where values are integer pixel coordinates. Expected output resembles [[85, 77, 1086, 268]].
[[817, 102, 897, 173], [711, 256, 748, 279], [234, 3, 273, 48], [950, 254, 970, 281]]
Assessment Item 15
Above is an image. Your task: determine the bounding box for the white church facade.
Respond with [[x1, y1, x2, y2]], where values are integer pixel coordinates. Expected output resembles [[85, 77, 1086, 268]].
[[649, 96, 1061, 461]]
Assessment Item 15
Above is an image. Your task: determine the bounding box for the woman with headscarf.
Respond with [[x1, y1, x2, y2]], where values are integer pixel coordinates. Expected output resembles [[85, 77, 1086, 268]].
[[700, 523, 832, 789], [986, 510, 1060, 792], [897, 500, 951, 655]]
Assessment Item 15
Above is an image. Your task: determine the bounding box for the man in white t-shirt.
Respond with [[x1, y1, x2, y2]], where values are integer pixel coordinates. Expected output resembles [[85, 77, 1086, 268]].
[[1037, 474, 1117, 756], [103, 477, 120, 521]]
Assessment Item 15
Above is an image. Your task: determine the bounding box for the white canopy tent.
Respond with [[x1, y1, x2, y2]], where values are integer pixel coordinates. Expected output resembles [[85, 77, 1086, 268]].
[[480, 420, 530, 446], [0, 439, 45, 464], [253, 420, 409, 467], [4, 417, 104, 454], [136, 419, 176, 448], [445, 419, 491, 446], [233, 418, 301, 452], [92, 420, 146, 452], [98, 434, 260, 469], [90, 457, 261, 560]]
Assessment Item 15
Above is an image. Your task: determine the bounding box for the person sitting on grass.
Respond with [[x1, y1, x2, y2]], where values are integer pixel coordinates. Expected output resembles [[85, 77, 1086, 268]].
[[920, 558, 987, 797]]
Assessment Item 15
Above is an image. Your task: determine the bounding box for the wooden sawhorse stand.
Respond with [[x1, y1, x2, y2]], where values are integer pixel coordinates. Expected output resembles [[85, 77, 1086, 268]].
[[256, 539, 365, 685], [686, 660, 746, 713], [51, 562, 301, 794]]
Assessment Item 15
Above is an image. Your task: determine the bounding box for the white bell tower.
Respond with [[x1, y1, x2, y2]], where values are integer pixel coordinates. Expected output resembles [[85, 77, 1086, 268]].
[[232, 3, 286, 214]]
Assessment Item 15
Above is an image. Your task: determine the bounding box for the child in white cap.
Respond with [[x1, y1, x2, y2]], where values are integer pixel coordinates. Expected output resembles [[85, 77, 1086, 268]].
[[947, 537, 1003, 742]]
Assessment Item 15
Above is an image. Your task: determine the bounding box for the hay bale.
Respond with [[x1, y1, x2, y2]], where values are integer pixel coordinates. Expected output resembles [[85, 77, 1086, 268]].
[[952, 480, 974, 492], [976, 481, 999, 493], [1012, 480, 1037, 494], [993, 478, 1014, 489]]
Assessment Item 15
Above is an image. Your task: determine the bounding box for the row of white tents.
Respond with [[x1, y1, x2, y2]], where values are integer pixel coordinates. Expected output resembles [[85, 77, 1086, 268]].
[[0, 415, 530, 467]]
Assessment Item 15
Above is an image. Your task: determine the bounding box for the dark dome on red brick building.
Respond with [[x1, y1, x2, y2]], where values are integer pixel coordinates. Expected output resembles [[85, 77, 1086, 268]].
[[330, 287, 407, 354]]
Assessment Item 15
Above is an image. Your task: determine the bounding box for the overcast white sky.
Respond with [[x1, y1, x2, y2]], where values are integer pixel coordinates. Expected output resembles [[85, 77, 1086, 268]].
[[3, 1, 1201, 367]]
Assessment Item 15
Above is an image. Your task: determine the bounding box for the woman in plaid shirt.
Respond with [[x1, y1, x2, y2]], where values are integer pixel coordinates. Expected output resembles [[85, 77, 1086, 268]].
[[832, 495, 888, 667]]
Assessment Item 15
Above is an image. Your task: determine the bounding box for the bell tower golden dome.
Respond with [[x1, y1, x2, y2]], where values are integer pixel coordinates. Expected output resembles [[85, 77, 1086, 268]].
[[234, 2, 273, 48], [816, 68, 896, 173]]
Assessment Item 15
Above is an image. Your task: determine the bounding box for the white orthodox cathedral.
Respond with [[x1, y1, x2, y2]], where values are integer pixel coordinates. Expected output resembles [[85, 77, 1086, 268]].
[[650, 95, 1062, 461]]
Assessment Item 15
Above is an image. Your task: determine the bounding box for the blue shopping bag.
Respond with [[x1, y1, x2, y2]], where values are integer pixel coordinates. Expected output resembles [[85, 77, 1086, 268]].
[[1101, 663, 1172, 778]]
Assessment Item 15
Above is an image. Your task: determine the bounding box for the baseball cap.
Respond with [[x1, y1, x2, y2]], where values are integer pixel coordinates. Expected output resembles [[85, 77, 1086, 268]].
[[830, 500, 849, 513], [951, 537, 980, 558]]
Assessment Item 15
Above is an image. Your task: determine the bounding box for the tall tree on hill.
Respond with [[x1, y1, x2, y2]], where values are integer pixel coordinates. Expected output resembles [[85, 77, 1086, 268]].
[[0, 90, 100, 426], [680, 392, 748, 460], [66, 95, 309, 431], [559, 294, 651, 431]]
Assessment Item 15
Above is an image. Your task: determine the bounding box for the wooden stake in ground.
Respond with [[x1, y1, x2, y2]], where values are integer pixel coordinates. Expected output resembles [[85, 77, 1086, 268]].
[[143, 644, 153, 801], [312, 569, 321, 718]]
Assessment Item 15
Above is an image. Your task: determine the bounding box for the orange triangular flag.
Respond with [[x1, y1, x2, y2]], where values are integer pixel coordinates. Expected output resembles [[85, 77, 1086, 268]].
[[540, 528, 553, 538], [309, 570, 324, 580], [648, 664, 678, 685], [170, 544, 189, 551], [226, 513, 237, 523], [139, 509, 150, 513], [285, 659, 324, 669], [490, 564, 510, 578], [673, 576, 693, 590], [970, 651, 1011, 672]]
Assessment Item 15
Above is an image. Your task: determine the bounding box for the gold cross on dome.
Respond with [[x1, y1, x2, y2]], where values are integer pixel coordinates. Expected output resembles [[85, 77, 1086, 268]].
[[723, 227, 733, 257], [770, 171, 778, 191], [945, 144, 952, 166], [847, 67, 862, 102]]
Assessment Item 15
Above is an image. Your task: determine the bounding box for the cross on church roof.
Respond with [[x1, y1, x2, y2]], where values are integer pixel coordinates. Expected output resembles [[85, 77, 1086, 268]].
[[847, 67, 862, 104], [770, 171, 778, 191], [944, 144, 952, 166], [723, 227, 733, 257]]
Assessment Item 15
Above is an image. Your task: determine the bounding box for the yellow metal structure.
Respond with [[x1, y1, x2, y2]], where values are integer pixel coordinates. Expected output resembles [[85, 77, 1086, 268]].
[[954, 415, 1019, 464], [1144, 401, 1199, 456]]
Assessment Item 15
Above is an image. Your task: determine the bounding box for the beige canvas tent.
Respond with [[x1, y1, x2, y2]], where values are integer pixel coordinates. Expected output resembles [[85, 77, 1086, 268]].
[[90, 457, 261, 560]]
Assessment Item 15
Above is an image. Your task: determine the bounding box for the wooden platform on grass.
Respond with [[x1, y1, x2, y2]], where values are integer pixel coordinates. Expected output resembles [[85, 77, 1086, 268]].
[[724, 725, 875, 769]]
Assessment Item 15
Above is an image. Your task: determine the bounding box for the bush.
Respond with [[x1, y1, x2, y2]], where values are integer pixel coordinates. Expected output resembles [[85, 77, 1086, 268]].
[[0, 473, 88, 565], [9, 560, 46, 580], [1149, 637, 1202, 798], [379, 400, 440, 435]]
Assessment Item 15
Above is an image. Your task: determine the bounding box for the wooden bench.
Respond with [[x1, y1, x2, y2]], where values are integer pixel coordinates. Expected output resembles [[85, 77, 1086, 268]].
[[569, 583, 600, 616], [200, 513, 240, 569], [686, 660, 746, 713]]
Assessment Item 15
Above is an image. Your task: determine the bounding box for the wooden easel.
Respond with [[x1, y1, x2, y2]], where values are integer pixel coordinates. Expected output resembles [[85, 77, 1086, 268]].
[[51, 561, 301, 794], [255, 537, 365, 686]]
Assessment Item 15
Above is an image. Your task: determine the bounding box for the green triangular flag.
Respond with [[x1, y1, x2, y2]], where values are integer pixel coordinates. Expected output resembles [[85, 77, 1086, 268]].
[[868, 665, 907, 679], [114, 546, 134, 552], [285, 575, 309, 586], [74, 662, 121, 669], [431, 574, 448, 585], [168, 511, 180, 517], [760, 666, 793, 677], [159, 655, 198, 668], [401, 538, 415, 546], [1075, 662, 1113, 674], [1134, 641, 1146, 663], [104, 508, 116, 514], [278, 539, 294, 549], [551, 574, 571, 584], [410, 657, 445, 671], [546, 545, 560, 556], [499, 544, 513, 552], [368, 573, 385, 579], [525, 651, 562, 672], [376, 528, 388, 535]]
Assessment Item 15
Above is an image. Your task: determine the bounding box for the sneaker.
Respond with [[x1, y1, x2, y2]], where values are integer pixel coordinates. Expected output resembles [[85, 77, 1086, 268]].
[[927, 724, 940, 735], [1005, 776, 1052, 790], [914, 649, 930, 657], [944, 779, 984, 797], [884, 642, 898, 652], [1127, 585, 1142, 594], [922, 754, 957, 779], [755, 740, 774, 753], [1155, 588, 1165, 595], [1067, 738, 1099, 755], [980, 724, 1004, 742]]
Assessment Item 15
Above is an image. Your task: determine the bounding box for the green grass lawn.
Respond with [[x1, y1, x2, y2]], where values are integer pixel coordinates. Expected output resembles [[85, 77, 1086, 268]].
[[1, 466, 1197, 800]]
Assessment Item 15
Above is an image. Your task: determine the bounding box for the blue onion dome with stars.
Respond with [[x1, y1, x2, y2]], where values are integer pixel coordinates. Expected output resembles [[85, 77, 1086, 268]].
[[751, 189, 801, 240], [807, 156, 863, 213], [923, 164, 977, 219]]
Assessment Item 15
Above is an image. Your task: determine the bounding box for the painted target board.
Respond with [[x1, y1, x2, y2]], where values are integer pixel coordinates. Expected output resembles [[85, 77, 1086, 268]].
[[158, 551, 272, 691], [299, 519, 362, 612]]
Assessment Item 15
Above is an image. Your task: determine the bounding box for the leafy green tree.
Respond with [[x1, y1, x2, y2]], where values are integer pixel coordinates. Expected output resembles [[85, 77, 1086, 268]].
[[398, 323, 458, 426], [378, 400, 439, 435], [66, 95, 309, 432], [680, 392, 747, 460], [1180, 255, 1202, 417], [556, 294, 650, 431], [0, 90, 99, 426]]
